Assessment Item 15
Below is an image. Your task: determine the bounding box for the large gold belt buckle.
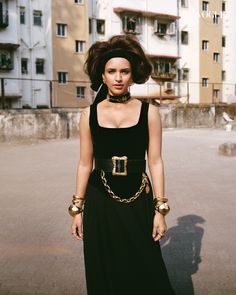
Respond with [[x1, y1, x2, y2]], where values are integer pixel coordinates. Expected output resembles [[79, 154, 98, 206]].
[[112, 156, 128, 176]]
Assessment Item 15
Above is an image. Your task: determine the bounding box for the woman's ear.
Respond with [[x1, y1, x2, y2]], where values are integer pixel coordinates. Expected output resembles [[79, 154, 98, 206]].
[[102, 74, 106, 84]]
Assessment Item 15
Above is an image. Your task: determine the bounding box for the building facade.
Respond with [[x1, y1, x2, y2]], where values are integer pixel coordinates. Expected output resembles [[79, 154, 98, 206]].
[[0, 0, 90, 108], [89, 0, 180, 102], [0, 0, 52, 108], [222, 0, 236, 103], [51, 0, 90, 107], [1, 0, 236, 108], [179, 0, 236, 104], [89, 0, 236, 104]]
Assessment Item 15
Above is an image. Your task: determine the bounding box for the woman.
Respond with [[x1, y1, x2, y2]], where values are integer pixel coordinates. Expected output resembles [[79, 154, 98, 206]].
[[69, 35, 175, 295]]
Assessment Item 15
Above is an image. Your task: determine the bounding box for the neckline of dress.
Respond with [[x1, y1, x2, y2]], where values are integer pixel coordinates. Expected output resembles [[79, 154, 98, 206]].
[[95, 102, 143, 130]]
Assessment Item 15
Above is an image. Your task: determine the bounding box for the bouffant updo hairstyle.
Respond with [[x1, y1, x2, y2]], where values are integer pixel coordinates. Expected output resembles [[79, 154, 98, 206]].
[[84, 35, 152, 92]]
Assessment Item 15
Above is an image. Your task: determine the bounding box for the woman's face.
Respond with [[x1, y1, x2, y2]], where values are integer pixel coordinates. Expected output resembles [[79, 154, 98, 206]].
[[102, 57, 132, 96]]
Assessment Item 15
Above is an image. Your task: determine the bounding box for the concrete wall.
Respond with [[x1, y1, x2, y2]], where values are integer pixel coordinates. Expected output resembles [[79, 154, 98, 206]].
[[0, 109, 81, 142], [0, 104, 236, 142], [161, 103, 236, 128]]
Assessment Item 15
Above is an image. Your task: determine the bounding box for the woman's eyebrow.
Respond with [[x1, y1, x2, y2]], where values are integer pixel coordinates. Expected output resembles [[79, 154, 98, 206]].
[[106, 67, 130, 70]]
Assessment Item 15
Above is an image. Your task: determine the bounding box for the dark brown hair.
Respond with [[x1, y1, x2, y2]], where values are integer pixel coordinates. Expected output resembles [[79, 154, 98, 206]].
[[84, 35, 152, 91]]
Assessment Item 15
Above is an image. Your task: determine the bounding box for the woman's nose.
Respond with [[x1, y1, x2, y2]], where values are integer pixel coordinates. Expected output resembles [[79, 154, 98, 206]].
[[115, 72, 122, 82]]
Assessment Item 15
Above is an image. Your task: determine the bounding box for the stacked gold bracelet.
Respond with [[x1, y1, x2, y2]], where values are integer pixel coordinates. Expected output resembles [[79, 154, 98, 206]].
[[153, 197, 170, 216], [68, 195, 85, 217]]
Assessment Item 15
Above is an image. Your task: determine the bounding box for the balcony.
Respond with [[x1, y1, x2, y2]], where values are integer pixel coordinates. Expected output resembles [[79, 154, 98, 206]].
[[151, 71, 176, 80], [114, 7, 179, 21], [0, 10, 9, 28], [148, 54, 179, 81]]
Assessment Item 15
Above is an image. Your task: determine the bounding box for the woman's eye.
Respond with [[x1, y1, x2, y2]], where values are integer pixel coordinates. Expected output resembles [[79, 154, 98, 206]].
[[107, 70, 115, 74], [122, 70, 130, 74]]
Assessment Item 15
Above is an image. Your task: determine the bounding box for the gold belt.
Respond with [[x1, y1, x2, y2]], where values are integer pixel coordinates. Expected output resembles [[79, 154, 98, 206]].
[[100, 170, 150, 203]]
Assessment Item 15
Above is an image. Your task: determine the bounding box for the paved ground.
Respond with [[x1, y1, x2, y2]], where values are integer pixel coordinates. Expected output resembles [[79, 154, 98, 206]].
[[0, 128, 236, 295]]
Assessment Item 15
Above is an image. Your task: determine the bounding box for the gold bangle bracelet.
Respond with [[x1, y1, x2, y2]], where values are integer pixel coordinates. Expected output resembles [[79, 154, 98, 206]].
[[73, 194, 84, 200], [154, 197, 168, 203], [155, 203, 170, 216], [68, 204, 83, 217]]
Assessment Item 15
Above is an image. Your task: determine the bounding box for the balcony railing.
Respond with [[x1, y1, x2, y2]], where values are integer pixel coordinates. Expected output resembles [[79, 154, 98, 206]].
[[151, 71, 176, 80], [0, 10, 9, 28]]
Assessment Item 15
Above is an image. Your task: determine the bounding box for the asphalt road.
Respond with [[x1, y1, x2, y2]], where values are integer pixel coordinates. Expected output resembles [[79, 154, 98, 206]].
[[0, 128, 236, 295]]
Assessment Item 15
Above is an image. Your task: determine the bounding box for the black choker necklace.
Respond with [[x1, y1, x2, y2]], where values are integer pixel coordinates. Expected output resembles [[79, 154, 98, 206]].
[[108, 92, 131, 103]]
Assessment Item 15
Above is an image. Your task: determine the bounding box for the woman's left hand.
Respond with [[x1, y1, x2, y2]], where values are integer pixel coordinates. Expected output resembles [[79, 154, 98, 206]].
[[152, 213, 167, 242]]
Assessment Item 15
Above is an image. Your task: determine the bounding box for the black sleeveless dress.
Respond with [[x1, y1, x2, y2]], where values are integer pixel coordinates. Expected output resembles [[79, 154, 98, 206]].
[[83, 101, 175, 295]]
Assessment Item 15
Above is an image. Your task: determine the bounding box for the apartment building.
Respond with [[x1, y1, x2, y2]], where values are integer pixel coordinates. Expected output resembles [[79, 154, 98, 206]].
[[200, 0, 223, 103], [89, 0, 236, 104], [89, 0, 180, 102], [52, 0, 90, 107], [0, 0, 90, 108], [222, 0, 236, 103], [179, 0, 236, 104], [0, 0, 52, 108], [1, 0, 235, 108]]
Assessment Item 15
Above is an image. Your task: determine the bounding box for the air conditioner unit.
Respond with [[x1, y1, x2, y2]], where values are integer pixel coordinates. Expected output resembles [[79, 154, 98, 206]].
[[164, 82, 174, 91]]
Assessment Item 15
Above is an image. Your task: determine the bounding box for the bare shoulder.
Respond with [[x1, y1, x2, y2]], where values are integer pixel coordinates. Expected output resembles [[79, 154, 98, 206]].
[[80, 106, 90, 119], [81, 106, 90, 117], [80, 107, 90, 126]]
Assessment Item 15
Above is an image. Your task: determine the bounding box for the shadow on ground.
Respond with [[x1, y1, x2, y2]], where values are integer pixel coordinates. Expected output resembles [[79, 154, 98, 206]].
[[161, 215, 205, 295]]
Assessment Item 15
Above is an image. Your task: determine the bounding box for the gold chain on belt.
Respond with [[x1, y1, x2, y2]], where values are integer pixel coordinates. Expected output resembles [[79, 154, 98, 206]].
[[100, 170, 149, 203]]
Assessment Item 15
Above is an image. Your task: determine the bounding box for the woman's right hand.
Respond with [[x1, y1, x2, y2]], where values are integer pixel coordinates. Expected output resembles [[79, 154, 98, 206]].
[[71, 214, 83, 241]]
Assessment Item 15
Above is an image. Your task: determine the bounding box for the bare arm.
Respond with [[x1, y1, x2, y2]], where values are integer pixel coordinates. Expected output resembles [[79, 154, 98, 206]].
[[75, 107, 93, 197], [147, 104, 164, 198], [147, 104, 167, 242], [71, 107, 93, 241]]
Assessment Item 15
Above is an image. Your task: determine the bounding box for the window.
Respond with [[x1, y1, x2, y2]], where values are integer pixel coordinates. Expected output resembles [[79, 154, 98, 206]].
[[222, 36, 226, 47], [58, 72, 68, 84], [75, 40, 85, 53], [152, 59, 176, 78], [57, 24, 67, 37], [213, 52, 220, 63], [222, 1, 226, 12], [181, 31, 188, 44], [97, 19, 105, 34], [36, 59, 44, 74], [20, 7, 25, 24], [181, 0, 188, 7], [213, 14, 220, 24], [213, 89, 220, 98], [21, 58, 28, 74], [74, 0, 84, 4], [0, 50, 14, 70], [122, 15, 142, 34], [202, 1, 209, 11], [222, 70, 226, 81], [154, 22, 167, 35], [182, 68, 189, 81], [202, 78, 209, 87], [167, 22, 176, 35], [154, 21, 176, 36], [33, 10, 42, 26], [202, 40, 209, 50], [76, 86, 85, 99]]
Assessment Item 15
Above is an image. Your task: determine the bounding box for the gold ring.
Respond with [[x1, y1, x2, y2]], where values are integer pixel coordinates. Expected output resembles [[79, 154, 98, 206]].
[[159, 233, 165, 237]]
